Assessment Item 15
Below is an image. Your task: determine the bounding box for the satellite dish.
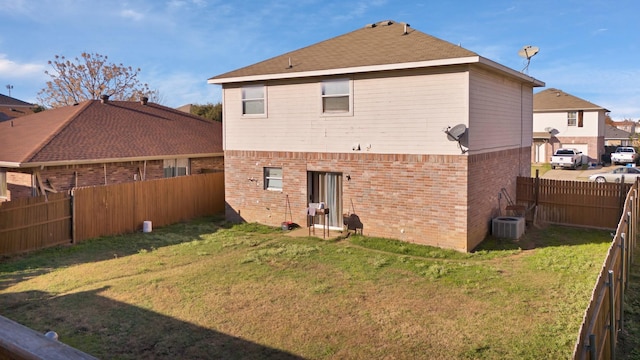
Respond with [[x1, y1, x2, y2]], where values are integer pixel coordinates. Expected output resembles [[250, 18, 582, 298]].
[[544, 127, 553, 132], [518, 45, 539, 74], [443, 124, 469, 154], [445, 124, 467, 141], [518, 45, 539, 60]]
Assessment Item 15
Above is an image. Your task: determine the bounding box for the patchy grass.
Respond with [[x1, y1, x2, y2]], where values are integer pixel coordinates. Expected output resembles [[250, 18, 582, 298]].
[[0, 218, 614, 359]]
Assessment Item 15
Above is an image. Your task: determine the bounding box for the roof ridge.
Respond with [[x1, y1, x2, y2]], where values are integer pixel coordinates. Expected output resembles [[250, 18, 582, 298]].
[[24, 101, 92, 162]]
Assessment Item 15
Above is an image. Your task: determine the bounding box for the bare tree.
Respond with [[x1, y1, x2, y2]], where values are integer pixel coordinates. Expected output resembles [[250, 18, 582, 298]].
[[38, 52, 156, 108]]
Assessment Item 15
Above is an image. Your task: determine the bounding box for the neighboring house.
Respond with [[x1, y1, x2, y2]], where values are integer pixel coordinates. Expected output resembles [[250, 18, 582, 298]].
[[0, 94, 36, 122], [532, 88, 608, 164], [208, 20, 544, 252], [0, 96, 223, 202], [604, 125, 632, 146], [611, 120, 637, 135]]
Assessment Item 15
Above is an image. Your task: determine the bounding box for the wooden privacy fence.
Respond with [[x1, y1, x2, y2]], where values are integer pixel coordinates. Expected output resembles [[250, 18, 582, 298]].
[[73, 172, 224, 242], [0, 192, 72, 255], [571, 182, 638, 360], [0, 172, 224, 256], [516, 176, 631, 229]]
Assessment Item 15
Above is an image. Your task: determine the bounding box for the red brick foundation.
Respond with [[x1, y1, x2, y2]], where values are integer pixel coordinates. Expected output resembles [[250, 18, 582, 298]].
[[224, 148, 528, 252]]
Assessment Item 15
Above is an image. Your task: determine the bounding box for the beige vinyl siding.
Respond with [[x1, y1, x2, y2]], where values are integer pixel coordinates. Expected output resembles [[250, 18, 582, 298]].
[[468, 67, 533, 153], [533, 110, 602, 137], [223, 67, 469, 155]]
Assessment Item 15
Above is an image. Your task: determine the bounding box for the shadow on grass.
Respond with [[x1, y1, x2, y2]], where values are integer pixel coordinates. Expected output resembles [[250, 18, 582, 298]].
[[0, 216, 231, 291], [476, 224, 613, 252], [0, 287, 305, 359]]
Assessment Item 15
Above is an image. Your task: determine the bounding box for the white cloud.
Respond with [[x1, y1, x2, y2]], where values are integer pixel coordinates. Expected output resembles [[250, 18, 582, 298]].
[[0, 54, 43, 77], [120, 9, 144, 21]]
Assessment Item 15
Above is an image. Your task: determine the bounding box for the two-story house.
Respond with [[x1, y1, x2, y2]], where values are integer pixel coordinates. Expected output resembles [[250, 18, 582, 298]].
[[209, 20, 544, 252], [532, 88, 608, 164]]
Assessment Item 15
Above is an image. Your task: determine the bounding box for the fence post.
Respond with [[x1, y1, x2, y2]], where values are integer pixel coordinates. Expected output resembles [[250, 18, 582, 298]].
[[589, 333, 596, 360], [620, 234, 625, 333], [535, 170, 540, 206], [71, 189, 76, 244], [608, 270, 616, 360]]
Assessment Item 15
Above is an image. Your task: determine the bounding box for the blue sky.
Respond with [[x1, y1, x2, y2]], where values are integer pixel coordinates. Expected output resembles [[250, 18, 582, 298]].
[[0, 0, 638, 119]]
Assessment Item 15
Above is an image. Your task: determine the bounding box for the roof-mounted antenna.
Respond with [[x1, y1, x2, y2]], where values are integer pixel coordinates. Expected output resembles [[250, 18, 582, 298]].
[[517, 45, 539, 74]]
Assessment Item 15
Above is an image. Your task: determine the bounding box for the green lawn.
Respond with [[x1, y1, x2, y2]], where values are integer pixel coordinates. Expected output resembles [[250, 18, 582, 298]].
[[0, 217, 612, 359]]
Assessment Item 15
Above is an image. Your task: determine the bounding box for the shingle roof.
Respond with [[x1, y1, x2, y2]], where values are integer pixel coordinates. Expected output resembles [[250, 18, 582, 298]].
[[0, 94, 34, 107], [210, 20, 480, 82], [534, 88, 608, 112], [605, 125, 631, 140], [0, 99, 222, 167]]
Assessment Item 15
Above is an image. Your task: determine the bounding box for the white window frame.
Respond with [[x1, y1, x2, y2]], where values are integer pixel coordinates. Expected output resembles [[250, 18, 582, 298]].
[[163, 158, 189, 178], [264, 167, 283, 191], [321, 78, 352, 116], [242, 84, 267, 117], [567, 111, 577, 126]]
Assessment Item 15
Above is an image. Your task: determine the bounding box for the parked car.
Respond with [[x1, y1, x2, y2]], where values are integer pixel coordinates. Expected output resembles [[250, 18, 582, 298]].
[[551, 148, 583, 169], [610, 147, 639, 165], [588, 166, 640, 183]]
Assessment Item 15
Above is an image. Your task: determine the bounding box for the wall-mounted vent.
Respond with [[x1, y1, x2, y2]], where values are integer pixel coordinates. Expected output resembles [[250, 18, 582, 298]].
[[492, 216, 525, 239]]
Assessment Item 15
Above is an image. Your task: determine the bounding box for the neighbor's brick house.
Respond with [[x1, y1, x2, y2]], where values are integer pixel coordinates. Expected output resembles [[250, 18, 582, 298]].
[[0, 97, 223, 201], [532, 88, 608, 164], [209, 20, 544, 252]]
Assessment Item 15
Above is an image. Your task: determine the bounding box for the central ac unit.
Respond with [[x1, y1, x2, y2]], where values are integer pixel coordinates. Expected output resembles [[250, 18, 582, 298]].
[[492, 216, 525, 239]]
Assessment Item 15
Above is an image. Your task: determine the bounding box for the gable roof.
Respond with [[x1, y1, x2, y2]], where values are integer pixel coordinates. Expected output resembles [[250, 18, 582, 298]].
[[534, 88, 608, 112], [209, 20, 543, 86], [0, 99, 222, 168], [605, 125, 631, 140]]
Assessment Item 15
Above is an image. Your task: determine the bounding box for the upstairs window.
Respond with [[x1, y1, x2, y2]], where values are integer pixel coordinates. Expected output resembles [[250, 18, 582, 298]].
[[242, 85, 266, 116], [164, 158, 189, 178], [321, 79, 351, 114], [567, 111, 577, 126], [264, 167, 283, 191]]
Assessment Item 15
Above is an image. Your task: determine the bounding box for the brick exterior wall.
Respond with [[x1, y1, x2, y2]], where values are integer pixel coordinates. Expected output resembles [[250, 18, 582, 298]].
[[5, 172, 32, 201], [4, 157, 223, 201], [467, 147, 530, 250], [534, 136, 604, 164], [224, 149, 524, 252]]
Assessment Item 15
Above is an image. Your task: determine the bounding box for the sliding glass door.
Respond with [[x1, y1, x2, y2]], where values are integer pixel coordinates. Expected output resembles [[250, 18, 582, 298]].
[[307, 171, 343, 228]]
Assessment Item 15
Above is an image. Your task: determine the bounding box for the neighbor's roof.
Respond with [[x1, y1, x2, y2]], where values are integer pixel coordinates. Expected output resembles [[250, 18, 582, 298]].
[[0, 99, 222, 167], [209, 20, 544, 86], [534, 88, 609, 112], [0, 94, 34, 107], [605, 125, 631, 140], [0, 94, 36, 122]]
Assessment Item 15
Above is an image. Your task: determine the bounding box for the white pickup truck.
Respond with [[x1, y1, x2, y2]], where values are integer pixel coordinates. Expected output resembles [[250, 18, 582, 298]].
[[551, 148, 583, 169], [610, 147, 639, 165]]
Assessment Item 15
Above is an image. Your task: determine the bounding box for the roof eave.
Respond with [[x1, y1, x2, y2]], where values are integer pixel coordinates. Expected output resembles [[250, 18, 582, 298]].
[[209, 55, 544, 87], [534, 107, 609, 112], [476, 57, 545, 87], [0, 153, 224, 169], [209, 58, 483, 84]]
